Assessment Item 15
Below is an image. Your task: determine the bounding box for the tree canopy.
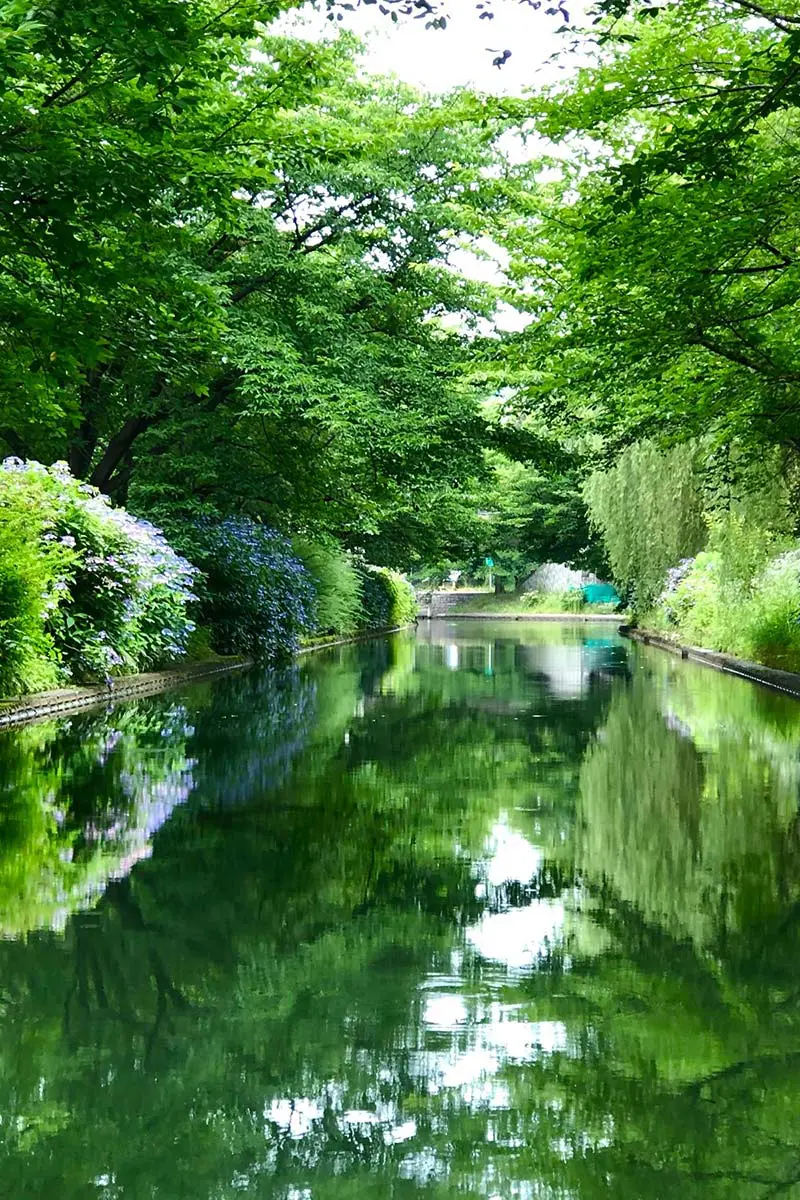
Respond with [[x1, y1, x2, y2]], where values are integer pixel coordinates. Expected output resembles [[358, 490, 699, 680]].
[[494, 0, 800, 459], [0, 2, 529, 565], [5, 0, 800, 631]]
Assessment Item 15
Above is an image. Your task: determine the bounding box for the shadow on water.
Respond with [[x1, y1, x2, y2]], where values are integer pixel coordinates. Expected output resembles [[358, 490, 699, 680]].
[[1, 621, 800, 1196]]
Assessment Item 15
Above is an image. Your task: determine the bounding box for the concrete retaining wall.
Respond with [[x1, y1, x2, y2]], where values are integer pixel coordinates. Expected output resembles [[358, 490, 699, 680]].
[[0, 660, 251, 729], [621, 625, 800, 700]]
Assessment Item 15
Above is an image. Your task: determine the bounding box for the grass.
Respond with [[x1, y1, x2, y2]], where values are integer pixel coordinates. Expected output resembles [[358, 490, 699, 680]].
[[453, 591, 623, 616]]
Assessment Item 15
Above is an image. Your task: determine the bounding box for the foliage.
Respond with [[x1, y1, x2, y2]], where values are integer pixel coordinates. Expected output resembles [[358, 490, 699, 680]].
[[293, 538, 363, 637], [744, 551, 800, 670], [524, 588, 585, 613], [0, 459, 196, 692], [498, 1, 800, 458], [416, 432, 607, 594], [660, 522, 800, 670], [481, 0, 800, 671], [0, 462, 68, 693], [357, 565, 418, 630], [0, 7, 518, 565], [479, 452, 604, 585], [583, 438, 800, 667], [584, 441, 706, 612], [182, 517, 314, 663]]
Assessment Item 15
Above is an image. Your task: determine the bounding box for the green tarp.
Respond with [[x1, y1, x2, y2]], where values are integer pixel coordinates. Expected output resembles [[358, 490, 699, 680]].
[[581, 582, 620, 605]]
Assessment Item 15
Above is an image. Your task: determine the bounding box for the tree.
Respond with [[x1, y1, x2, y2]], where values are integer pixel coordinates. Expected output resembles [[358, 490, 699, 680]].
[[466, 452, 605, 588], [0, 12, 520, 562], [497, 1, 800, 463]]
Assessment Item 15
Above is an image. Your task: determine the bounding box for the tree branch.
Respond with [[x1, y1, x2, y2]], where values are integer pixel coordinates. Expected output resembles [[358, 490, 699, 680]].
[[90, 414, 153, 492]]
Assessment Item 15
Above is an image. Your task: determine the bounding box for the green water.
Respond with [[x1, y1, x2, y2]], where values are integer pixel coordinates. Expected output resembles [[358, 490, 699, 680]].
[[1, 620, 800, 1199]]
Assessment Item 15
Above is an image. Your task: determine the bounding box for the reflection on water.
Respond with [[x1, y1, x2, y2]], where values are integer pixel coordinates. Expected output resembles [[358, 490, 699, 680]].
[[0, 620, 800, 1197]]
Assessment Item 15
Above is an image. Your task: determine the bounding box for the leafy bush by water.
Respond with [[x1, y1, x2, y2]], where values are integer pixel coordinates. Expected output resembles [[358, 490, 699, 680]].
[[0, 464, 68, 693], [0, 463, 415, 694], [521, 589, 586, 613], [293, 539, 363, 637], [358, 565, 417, 630], [743, 552, 800, 670], [656, 516, 800, 671], [186, 517, 314, 662], [0, 459, 197, 693]]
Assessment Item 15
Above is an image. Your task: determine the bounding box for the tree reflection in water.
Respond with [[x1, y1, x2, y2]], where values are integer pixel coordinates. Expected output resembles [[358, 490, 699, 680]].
[[0, 622, 799, 1198]]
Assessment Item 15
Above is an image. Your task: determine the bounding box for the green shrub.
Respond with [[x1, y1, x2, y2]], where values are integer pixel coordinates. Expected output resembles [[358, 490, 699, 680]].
[[742, 552, 800, 671], [358, 566, 393, 629], [358, 566, 417, 630], [560, 588, 585, 613], [521, 589, 585, 613], [0, 459, 198, 693], [293, 539, 363, 637], [658, 518, 800, 671], [0, 466, 68, 694]]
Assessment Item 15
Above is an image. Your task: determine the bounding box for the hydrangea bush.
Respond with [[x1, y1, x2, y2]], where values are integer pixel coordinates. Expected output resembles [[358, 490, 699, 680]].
[[655, 539, 800, 671], [185, 517, 315, 662], [0, 458, 197, 692], [657, 557, 697, 626]]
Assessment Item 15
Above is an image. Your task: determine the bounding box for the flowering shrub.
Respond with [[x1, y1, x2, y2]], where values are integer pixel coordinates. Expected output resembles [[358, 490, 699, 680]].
[[0, 459, 197, 692], [655, 532, 800, 671], [657, 557, 696, 625], [185, 517, 314, 662]]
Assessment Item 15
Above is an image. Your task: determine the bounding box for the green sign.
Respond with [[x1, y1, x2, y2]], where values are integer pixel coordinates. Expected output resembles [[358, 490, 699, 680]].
[[484, 557, 494, 568]]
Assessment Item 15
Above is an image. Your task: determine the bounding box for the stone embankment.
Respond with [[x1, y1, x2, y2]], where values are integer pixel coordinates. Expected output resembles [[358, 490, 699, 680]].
[[0, 660, 250, 729], [416, 590, 488, 618], [621, 626, 800, 700], [416, 590, 622, 622]]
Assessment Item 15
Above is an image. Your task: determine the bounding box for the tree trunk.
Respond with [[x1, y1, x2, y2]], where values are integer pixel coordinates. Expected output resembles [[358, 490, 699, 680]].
[[0, 428, 28, 459], [67, 415, 99, 479], [90, 415, 152, 492]]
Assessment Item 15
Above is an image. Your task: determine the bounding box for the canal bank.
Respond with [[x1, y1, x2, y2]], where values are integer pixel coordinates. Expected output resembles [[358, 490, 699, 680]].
[[620, 624, 800, 700], [0, 625, 413, 729]]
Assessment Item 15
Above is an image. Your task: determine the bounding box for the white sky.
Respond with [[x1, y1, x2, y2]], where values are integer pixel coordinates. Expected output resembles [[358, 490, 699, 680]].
[[276, 2, 586, 331], [280, 1, 583, 94]]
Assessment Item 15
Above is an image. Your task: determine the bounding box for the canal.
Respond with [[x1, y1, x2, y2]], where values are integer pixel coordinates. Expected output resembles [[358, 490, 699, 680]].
[[1, 620, 800, 1198]]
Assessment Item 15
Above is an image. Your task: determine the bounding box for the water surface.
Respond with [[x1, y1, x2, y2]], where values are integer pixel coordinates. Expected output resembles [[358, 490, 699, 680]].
[[1, 620, 800, 1198]]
